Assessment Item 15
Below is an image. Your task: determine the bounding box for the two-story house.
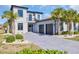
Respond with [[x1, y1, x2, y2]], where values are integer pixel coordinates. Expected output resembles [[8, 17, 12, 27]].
[[10, 5, 79, 35], [10, 5, 43, 34]]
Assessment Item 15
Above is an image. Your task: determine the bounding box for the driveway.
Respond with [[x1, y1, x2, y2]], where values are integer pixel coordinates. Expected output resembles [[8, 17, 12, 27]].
[[24, 32, 79, 54]]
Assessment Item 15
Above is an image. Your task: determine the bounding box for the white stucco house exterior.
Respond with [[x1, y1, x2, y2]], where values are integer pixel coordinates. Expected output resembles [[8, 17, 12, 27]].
[[9, 5, 79, 35]]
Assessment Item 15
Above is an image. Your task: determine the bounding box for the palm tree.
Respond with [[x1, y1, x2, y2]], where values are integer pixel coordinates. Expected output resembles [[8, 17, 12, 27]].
[[63, 9, 77, 34], [3, 22, 8, 33], [73, 13, 79, 33], [3, 22, 8, 28], [51, 8, 65, 35], [2, 11, 18, 34]]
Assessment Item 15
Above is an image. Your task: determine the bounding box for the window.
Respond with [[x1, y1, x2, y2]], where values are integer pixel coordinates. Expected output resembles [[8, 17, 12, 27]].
[[60, 22, 63, 31], [74, 23, 76, 30], [74, 23, 77, 31], [18, 23, 23, 30], [29, 14, 32, 21], [38, 14, 40, 20], [18, 10, 23, 17]]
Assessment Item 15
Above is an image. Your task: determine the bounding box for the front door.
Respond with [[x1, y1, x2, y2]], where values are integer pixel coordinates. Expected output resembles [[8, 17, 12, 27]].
[[28, 24, 33, 32]]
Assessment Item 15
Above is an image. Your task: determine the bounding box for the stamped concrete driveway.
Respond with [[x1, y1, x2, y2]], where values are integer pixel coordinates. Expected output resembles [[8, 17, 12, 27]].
[[24, 32, 79, 54]]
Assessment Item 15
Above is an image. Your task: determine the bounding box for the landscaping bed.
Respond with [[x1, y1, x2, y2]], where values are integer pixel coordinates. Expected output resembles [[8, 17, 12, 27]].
[[65, 36, 79, 41], [0, 43, 66, 54], [0, 43, 40, 54], [0, 33, 66, 54]]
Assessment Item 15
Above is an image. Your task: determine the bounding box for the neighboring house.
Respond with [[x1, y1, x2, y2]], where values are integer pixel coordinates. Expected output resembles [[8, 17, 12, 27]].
[[10, 5, 79, 35]]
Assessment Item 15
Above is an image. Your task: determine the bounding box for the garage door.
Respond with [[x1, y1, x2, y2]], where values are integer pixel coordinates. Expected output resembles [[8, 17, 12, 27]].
[[46, 24, 53, 35], [39, 24, 44, 34]]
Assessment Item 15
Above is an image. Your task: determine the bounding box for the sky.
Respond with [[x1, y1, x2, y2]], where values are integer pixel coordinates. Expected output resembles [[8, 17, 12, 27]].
[[0, 5, 79, 24]]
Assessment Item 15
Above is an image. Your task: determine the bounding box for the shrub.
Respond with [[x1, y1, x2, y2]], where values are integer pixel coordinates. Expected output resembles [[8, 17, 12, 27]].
[[16, 34, 23, 39], [6, 35, 15, 43], [74, 31, 79, 34], [16, 48, 66, 54], [61, 31, 74, 35], [61, 31, 69, 35], [9, 29, 12, 33]]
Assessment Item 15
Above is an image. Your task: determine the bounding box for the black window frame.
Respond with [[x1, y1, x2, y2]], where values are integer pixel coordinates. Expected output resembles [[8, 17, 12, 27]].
[[38, 14, 40, 20], [29, 14, 32, 21], [18, 23, 23, 30], [60, 22, 63, 31], [18, 10, 23, 17]]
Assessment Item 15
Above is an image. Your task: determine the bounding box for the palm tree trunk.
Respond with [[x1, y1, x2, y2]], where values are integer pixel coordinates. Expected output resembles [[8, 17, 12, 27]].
[[67, 21, 72, 35], [12, 20, 15, 35], [9, 23, 12, 33], [57, 19, 61, 35]]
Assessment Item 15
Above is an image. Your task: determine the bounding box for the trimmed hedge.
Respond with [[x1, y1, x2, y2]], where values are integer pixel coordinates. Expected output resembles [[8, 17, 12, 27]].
[[61, 31, 69, 35], [16, 34, 23, 39], [61, 31, 74, 35], [9, 29, 12, 33], [74, 31, 79, 34], [6, 35, 15, 43], [16, 49, 66, 54]]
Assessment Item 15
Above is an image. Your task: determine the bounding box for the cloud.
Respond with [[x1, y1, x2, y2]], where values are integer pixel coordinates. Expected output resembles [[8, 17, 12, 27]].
[[69, 5, 79, 12], [42, 13, 50, 19]]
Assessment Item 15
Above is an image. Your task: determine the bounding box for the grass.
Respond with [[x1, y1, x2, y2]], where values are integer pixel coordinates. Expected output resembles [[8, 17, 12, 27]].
[[65, 36, 79, 41], [0, 29, 4, 44], [16, 48, 66, 54], [0, 29, 4, 34], [0, 34, 4, 46]]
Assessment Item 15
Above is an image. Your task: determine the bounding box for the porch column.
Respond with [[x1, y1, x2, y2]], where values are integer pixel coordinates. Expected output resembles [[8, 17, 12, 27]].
[[63, 22, 67, 31], [44, 24, 46, 34], [53, 23, 56, 35], [71, 22, 74, 32]]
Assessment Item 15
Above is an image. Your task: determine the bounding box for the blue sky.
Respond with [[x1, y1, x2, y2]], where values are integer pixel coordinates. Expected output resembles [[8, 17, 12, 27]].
[[0, 5, 78, 24]]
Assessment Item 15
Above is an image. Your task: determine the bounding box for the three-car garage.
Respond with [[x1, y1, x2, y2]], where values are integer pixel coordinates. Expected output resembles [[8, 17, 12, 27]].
[[33, 19, 57, 35], [39, 24, 54, 35]]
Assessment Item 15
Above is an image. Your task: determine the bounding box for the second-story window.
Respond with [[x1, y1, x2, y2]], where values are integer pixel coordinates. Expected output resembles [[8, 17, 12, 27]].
[[38, 14, 40, 20], [29, 14, 32, 21], [18, 10, 23, 17]]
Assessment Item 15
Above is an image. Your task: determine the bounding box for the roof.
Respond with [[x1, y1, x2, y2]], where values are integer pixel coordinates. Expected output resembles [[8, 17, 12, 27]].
[[11, 5, 28, 10], [27, 11, 43, 14], [10, 5, 43, 14], [36, 18, 52, 22]]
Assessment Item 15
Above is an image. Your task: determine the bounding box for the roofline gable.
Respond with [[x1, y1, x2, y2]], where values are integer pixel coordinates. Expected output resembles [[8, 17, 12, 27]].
[[10, 5, 28, 10], [27, 11, 43, 14]]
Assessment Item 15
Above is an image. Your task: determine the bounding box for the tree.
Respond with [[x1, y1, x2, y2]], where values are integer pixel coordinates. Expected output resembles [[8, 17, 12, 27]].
[[2, 11, 18, 34], [63, 9, 77, 34], [3, 22, 8, 28], [51, 8, 65, 35]]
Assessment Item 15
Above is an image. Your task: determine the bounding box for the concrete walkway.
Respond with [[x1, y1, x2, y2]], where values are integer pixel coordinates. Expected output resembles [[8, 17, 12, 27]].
[[24, 32, 79, 54]]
